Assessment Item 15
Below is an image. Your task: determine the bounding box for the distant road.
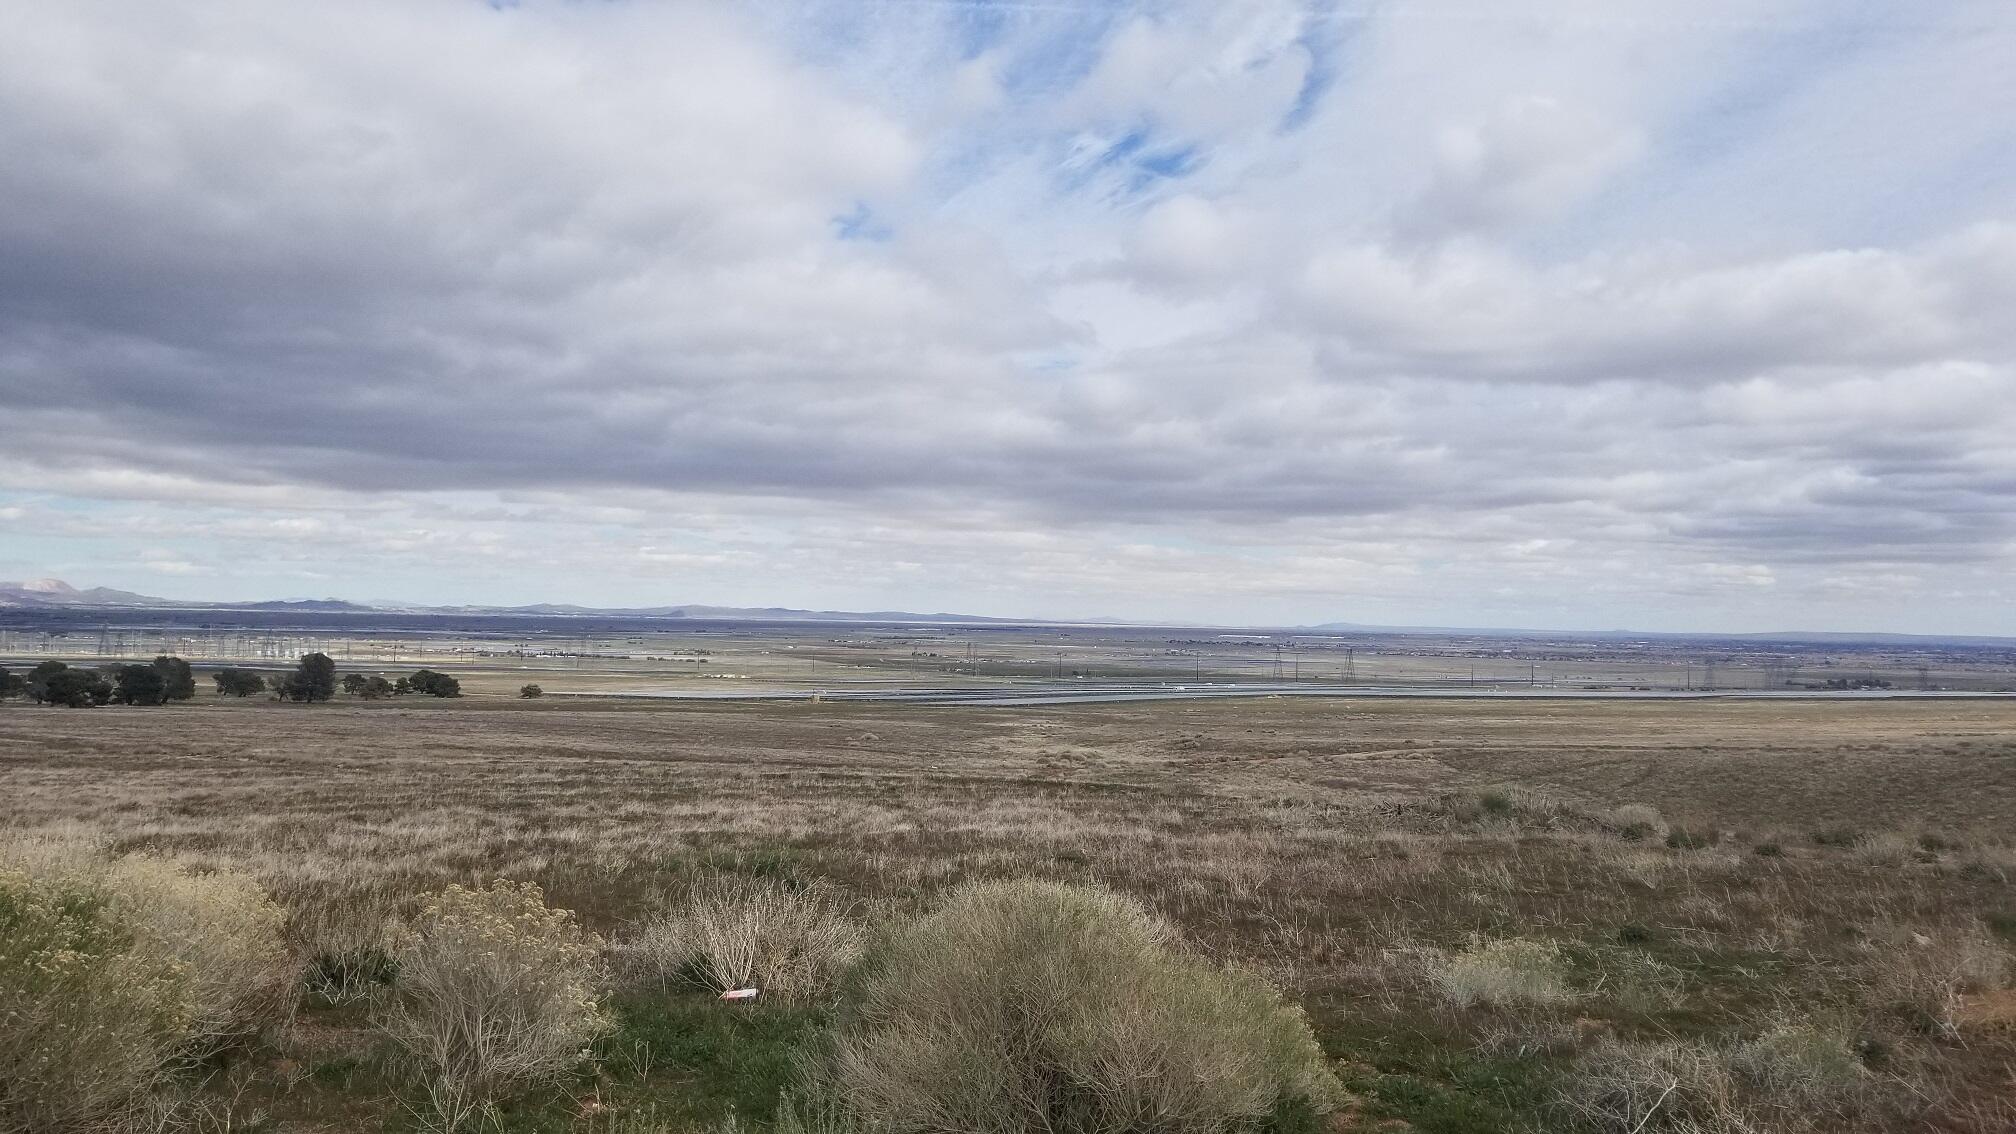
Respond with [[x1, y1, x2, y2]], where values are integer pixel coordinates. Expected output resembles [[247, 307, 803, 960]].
[[553, 682, 2015, 707]]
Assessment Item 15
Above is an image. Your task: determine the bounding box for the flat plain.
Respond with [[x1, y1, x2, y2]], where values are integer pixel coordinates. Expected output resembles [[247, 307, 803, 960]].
[[4, 693, 2015, 1132]]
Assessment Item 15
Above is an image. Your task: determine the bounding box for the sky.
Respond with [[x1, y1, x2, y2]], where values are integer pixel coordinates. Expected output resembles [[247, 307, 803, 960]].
[[2, 1, 2014, 632]]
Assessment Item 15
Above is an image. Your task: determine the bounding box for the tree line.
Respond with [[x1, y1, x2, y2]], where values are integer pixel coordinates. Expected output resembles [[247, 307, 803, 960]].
[[0, 652, 461, 706]]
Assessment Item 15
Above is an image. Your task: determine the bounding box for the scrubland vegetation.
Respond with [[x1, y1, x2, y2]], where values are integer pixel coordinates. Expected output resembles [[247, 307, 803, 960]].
[[2, 696, 2013, 1133]]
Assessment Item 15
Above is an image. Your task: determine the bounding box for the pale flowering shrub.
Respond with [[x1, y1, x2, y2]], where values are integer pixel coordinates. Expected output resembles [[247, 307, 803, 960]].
[[379, 880, 614, 1130], [96, 857, 295, 1054], [0, 839, 294, 1133], [807, 879, 1342, 1134], [0, 867, 193, 1133]]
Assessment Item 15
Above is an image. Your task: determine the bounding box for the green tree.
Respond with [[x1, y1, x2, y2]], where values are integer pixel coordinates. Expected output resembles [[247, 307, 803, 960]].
[[110, 663, 169, 706], [212, 668, 265, 697], [279, 652, 337, 703], [151, 655, 196, 701], [361, 675, 395, 700], [0, 663, 22, 700], [407, 669, 461, 697], [25, 661, 70, 704], [519, 683, 543, 698], [341, 673, 369, 697], [32, 664, 111, 707]]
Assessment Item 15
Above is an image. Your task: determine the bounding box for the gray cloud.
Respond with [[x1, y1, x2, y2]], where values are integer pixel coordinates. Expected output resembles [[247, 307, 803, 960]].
[[2, 1, 2014, 629]]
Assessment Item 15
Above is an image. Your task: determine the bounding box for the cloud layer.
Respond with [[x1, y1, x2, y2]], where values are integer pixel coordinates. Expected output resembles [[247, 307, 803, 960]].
[[2, 1, 2013, 630]]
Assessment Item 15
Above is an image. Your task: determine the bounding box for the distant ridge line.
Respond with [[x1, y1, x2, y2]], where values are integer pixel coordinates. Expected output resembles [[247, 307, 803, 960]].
[[4, 579, 2013, 646]]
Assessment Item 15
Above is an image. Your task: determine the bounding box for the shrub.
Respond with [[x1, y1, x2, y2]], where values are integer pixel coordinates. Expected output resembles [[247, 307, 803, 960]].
[[0, 844, 292, 1132], [1564, 1026, 1870, 1133], [1608, 804, 1668, 843], [1430, 938, 1577, 1010], [519, 684, 543, 698], [623, 878, 862, 1000], [0, 868, 191, 1132], [1849, 832, 1920, 867], [807, 879, 1340, 1134], [1563, 1039, 1742, 1133], [1725, 1025, 1865, 1112], [1811, 826, 1862, 848], [1864, 923, 2011, 1037], [1917, 831, 1961, 853], [106, 858, 295, 1052], [378, 880, 613, 1129], [1663, 826, 1716, 851]]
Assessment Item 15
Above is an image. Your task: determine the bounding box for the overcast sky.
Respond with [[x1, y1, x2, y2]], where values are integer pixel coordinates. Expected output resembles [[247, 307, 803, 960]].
[[3, 1, 2014, 631]]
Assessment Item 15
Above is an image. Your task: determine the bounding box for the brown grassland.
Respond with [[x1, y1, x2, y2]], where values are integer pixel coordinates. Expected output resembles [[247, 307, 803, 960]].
[[3, 695, 2015, 1133]]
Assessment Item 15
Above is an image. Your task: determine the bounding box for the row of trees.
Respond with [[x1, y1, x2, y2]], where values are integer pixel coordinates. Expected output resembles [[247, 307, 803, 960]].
[[0, 654, 461, 707], [0, 656, 196, 707], [221, 654, 461, 702]]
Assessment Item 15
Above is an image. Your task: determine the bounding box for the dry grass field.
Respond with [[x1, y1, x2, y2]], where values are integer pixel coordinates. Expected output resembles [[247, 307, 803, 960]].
[[4, 695, 2015, 1133]]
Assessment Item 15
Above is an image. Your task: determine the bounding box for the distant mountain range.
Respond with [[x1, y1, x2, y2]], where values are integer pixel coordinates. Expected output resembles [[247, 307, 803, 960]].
[[5, 578, 2013, 645], [0, 578, 1101, 626]]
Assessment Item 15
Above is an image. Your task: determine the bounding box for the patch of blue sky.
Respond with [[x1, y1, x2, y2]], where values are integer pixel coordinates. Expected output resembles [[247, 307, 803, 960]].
[[1524, 11, 1901, 258], [989, 6, 1126, 102], [1050, 125, 1203, 204], [1279, 1, 1366, 133], [946, 0, 1014, 59], [1658, 23, 1882, 173], [1123, 144, 1201, 194], [831, 201, 894, 241], [1018, 348, 1081, 374], [1851, 123, 2016, 243]]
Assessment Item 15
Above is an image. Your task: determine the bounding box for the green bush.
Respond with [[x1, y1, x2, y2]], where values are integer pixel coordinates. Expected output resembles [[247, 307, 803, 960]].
[[804, 879, 1340, 1134]]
